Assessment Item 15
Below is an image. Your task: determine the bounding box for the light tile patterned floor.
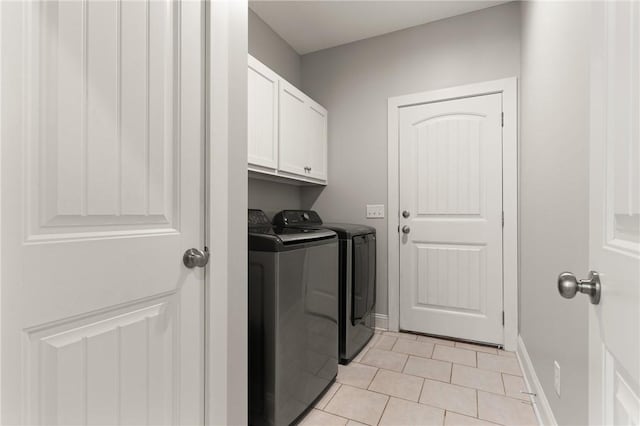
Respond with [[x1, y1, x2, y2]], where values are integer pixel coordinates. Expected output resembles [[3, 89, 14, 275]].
[[300, 331, 537, 426]]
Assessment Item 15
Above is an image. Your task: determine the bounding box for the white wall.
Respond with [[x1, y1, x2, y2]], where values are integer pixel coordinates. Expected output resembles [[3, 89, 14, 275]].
[[519, 2, 590, 424], [300, 2, 521, 315], [248, 8, 303, 217]]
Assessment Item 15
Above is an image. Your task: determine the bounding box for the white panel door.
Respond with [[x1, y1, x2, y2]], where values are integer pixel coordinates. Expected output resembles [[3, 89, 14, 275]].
[[1, 1, 205, 424], [588, 2, 640, 425], [399, 94, 503, 344], [248, 55, 279, 170], [279, 80, 310, 177]]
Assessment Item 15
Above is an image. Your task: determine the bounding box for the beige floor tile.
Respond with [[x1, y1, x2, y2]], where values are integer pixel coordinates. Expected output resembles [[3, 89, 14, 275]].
[[403, 355, 452, 382], [346, 421, 368, 426], [368, 369, 424, 402], [455, 342, 499, 355], [324, 385, 388, 426], [315, 382, 341, 409], [497, 349, 517, 358], [502, 373, 530, 401], [477, 352, 522, 376], [384, 331, 418, 341], [392, 339, 435, 358], [417, 335, 456, 347], [477, 391, 537, 426], [444, 412, 501, 426], [301, 409, 348, 426], [379, 397, 444, 426], [451, 364, 504, 394], [433, 345, 477, 367], [337, 363, 378, 389], [361, 348, 408, 372], [374, 335, 397, 350], [353, 347, 369, 363], [419, 378, 477, 417]]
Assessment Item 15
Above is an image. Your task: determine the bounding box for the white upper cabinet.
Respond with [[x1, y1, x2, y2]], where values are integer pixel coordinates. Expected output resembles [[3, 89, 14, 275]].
[[279, 80, 328, 181], [248, 56, 279, 170], [306, 103, 328, 181], [279, 81, 309, 176], [247, 55, 328, 185]]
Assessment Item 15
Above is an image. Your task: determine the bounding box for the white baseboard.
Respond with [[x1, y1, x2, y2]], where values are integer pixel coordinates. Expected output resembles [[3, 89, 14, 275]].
[[517, 335, 558, 426], [374, 313, 388, 331]]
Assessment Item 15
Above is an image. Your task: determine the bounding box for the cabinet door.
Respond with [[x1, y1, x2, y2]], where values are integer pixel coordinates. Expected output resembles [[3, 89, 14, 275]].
[[248, 56, 278, 169], [279, 81, 309, 177], [306, 102, 328, 181]]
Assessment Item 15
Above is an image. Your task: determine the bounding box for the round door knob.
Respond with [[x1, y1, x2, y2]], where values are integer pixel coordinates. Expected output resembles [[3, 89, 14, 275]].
[[557, 272, 579, 299], [557, 271, 601, 304], [402, 225, 410, 234], [402, 210, 410, 218], [183, 247, 209, 269]]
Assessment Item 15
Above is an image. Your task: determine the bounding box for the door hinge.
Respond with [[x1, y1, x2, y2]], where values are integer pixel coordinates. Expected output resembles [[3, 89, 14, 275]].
[[501, 112, 504, 127], [502, 211, 504, 227], [502, 311, 505, 326]]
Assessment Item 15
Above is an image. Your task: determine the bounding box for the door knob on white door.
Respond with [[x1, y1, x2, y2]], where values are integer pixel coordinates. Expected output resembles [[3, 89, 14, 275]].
[[183, 247, 210, 268], [402, 210, 410, 218], [402, 226, 410, 234], [557, 270, 601, 304]]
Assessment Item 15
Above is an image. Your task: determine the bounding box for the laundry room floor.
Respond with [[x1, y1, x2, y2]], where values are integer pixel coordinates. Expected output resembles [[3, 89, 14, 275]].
[[300, 331, 537, 426]]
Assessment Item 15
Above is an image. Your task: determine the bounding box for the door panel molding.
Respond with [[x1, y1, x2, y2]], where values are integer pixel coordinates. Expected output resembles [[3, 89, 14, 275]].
[[387, 77, 518, 350]]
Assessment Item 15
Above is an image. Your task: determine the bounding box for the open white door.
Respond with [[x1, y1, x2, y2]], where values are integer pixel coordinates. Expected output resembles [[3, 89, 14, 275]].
[[585, 2, 640, 425], [1, 1, 206, 424]]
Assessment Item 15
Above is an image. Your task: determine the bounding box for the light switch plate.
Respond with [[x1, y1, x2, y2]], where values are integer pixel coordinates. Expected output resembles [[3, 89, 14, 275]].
[[366, 204, 385, 219]]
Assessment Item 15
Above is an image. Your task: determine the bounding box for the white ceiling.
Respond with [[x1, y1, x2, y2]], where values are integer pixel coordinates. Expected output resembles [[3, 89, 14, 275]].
[[249, 1, 510, 55]]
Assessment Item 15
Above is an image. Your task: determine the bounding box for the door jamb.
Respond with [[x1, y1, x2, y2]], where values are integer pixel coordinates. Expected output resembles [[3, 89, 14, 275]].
[[386, 77, 518, 351]]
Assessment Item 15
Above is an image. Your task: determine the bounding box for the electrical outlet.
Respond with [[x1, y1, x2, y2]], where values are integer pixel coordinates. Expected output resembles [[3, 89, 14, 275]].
[[366, 204, 385, 219], [554, 361, 561, 397]]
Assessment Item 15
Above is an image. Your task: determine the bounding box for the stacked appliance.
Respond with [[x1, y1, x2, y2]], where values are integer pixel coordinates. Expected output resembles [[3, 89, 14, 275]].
[[273, 210, 376, 365], [248, 209, 339, 426]]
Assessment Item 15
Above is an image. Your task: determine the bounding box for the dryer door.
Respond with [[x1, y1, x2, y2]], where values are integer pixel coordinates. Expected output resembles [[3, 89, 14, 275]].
[[352, 234, 376, 324]]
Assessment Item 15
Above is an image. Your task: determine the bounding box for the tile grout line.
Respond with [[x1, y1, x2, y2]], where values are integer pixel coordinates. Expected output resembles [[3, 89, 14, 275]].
[[319, 382, 342, 411], [363, 346, 520, 377]]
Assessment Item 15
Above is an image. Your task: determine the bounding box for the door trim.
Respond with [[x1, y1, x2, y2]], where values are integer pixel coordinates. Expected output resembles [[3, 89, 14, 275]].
[[206, 1, 248, 425], [387, 77, 518, 350]]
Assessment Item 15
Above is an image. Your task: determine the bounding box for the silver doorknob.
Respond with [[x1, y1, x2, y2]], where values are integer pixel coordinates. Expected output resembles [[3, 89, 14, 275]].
[[557, 270, 601, 304], [402, 225, 410, 234], [402, 210, 410, 218], [183, 247, 209, 269]]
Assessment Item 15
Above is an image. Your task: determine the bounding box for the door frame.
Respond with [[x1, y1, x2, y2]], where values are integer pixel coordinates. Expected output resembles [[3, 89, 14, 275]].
[[387, 77, 518, 350], [206, 1, 248, 425]]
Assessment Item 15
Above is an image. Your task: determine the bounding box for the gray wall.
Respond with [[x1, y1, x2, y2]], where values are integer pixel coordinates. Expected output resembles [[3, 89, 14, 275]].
[[519, 2, 590, 424], [248, 178, 302, 219], [300, 2, 521, 315], [248, 9, 301, 87], [248, 8, 303, 216]]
